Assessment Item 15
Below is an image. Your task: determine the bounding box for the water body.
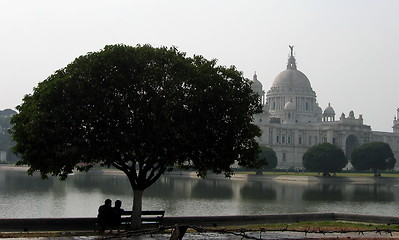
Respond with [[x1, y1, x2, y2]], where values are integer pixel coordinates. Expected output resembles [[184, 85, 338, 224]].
[[1, 166, 398, 219]]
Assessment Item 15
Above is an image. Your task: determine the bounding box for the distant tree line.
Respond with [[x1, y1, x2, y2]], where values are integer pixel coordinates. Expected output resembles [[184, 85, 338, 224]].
[[255, 141, 396, 177], [301, 141, 396, 176], [0, 109, 18, 162]]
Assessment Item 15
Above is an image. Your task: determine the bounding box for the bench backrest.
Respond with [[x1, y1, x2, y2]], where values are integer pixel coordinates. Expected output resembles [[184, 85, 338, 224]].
[[120, 210, 165, 226], [122, 211, 165, 217]]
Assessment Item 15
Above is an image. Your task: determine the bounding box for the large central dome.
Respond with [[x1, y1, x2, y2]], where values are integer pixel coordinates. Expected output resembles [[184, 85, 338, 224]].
[[267, 48, 315, 97], [272, 68, 312, 89], [265, 46, 322, 124], [270, 52, 312, 90]]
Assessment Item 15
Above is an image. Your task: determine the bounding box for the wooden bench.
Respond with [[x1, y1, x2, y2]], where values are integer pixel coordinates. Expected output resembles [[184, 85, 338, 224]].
[[121, 210, 165, 228]]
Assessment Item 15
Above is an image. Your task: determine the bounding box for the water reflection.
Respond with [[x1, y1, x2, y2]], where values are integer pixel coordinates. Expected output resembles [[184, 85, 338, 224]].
[[240, 181, 276, 201], [351, 184, 395, 202], [1, 167, 399, 218], [191, 179, 233, 199], [70, 173, 132, 195], [302, 183, 344, 201], [0, 169, 54, 193], [146, 176, 193, 199]]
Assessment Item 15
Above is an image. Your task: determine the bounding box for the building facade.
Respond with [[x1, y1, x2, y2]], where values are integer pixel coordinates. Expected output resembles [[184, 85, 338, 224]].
[[252, 47, 399, 169]]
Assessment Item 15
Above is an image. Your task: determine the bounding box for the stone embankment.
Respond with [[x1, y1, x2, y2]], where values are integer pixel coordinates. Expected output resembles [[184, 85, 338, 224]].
[[1, 213, 399, 232]]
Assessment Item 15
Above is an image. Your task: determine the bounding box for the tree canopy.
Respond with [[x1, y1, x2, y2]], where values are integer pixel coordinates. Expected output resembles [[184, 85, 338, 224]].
[[10, 44, 262, 228], [351, 142, 396, 176], [302, 143, 347, 175], [248, 145, 277, 175]]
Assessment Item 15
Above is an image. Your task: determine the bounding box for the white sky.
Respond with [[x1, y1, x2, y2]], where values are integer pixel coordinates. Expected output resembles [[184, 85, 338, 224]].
[[1, 0, 398, 132]]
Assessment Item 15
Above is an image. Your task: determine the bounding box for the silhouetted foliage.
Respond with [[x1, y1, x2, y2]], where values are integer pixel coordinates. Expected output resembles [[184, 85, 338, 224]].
[[302, 143, 347, 175], [247, 146, 277, 175], [10, 44, 262, 228], [351, 142, 396, 176]]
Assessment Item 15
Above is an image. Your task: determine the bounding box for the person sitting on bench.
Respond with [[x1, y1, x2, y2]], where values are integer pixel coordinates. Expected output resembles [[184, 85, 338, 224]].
[[97, 199, 113, 232], [112, 200, 125, 231]]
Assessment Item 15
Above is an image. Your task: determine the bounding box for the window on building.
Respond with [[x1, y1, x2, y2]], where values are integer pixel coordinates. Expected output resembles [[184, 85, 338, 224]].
[[282, 153, 286, 162], [276, 136, 279, 143], [324, 138, 327, 143], [288, 136, 291, 144], [333, 138, 336, 144], [282, 136, 285, 143], [308, 136, 311, 145], [299, 137, 302, 144]]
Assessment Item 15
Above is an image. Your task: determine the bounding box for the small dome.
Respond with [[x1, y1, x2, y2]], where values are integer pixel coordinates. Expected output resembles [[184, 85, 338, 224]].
[[284, 101, 296, 111], [323, 103, 335, 116], [250, 72, 263, 91]]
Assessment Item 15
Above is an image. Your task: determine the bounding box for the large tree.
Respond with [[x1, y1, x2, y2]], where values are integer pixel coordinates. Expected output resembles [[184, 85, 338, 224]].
[[302, 143, 347, 176], [10, 44, 262, 228], [351, 142, 396, 176]]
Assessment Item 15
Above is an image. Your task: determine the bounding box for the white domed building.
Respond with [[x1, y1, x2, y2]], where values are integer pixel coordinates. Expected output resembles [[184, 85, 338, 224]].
[[252, 46, 399, 169]]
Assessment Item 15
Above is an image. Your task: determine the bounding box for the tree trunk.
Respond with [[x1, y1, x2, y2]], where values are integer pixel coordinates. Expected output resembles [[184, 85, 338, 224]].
[[170, 225, 188, 240], [131, 189, 143, 229]]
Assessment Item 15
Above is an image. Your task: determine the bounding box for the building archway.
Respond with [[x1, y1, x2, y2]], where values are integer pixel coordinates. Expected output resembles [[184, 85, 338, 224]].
[[345, 135, 359, 160]]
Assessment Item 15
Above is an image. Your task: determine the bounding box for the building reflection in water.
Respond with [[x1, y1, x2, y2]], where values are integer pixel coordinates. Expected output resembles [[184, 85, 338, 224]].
[[1, 168, 398, 218]]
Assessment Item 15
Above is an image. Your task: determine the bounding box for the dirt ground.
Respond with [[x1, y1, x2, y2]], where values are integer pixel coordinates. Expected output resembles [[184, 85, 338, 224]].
[[1, 226, 399, 239]]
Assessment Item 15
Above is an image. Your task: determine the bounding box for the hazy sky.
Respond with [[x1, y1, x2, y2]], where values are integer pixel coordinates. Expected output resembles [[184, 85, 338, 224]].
[[1, 0, 398, 132]]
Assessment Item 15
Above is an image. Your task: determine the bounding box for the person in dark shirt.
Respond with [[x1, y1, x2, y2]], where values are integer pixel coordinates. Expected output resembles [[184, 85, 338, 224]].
[[112, 200, 125, 231], [97, 199, 113, 232]]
